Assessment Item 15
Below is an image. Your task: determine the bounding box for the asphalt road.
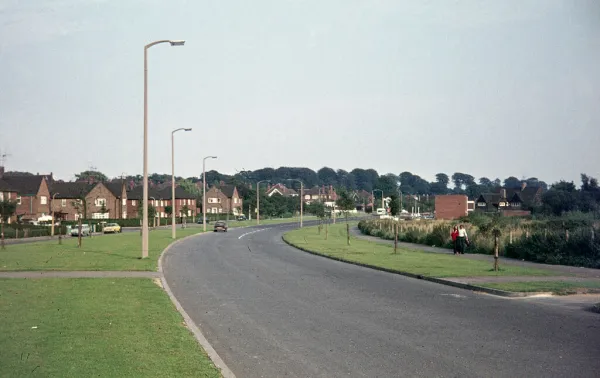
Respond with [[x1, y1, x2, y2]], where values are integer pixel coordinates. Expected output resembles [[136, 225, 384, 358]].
[[162, 222, 600, 378]]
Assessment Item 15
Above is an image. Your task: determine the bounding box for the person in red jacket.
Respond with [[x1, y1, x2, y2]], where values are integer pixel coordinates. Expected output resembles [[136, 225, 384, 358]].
[[451, 226, 459, 255]]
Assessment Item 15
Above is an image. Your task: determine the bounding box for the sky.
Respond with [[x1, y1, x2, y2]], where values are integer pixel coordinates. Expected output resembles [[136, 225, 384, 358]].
[[1, 0, 599, 185]]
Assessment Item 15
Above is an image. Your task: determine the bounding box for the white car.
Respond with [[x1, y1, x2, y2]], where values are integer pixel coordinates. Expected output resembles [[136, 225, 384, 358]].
[[71, 224, 91, 236]]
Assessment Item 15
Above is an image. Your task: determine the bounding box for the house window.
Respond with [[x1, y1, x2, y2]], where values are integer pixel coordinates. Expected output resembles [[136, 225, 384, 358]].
[[0, 192, 3, 200], [511, 202, 521, 208], [122, 199, 126, 205], [122, 211, 127, 219], [218, 208, 223, 213], [61, 199, 67, 207], [92, 212, 110, 219], [477, 202, 486, 207], [40, 196, 47, 205], [95, 198, 106, 206], [16, 196, 21, 205], [132, 200, 137, 206]]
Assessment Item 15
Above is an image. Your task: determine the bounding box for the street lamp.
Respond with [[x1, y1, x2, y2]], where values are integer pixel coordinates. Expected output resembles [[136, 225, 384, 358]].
[[202, 156, 217, 232], [171, 127, 192, 239], [142, 39, 185, 259], [51, 192, 59, 237], [287, 179, 304, 228], [150, 196, 157, 228], [256, 180, 270, 225], [373, 189, 384, 212]]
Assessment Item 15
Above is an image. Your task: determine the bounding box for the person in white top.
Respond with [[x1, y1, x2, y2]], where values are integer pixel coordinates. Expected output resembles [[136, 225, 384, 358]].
[[456, 225, 469, 254]]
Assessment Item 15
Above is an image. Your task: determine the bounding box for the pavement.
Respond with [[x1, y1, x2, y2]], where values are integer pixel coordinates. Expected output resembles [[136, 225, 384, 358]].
[[162, 222, 600, 378]]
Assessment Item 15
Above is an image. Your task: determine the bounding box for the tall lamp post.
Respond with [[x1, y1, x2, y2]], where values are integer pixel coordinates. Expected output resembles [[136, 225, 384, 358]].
[[256, 180, 270, 225], [373, 189, 383, 212], [51, 192, 59, 237], [287, 179, 304, 228], [171, 127, 192, 239], [142, 39, 185, 259], [202, 156, 217, 232]]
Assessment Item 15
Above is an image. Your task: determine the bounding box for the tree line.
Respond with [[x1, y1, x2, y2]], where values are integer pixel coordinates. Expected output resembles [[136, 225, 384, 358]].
[[7, 167, 600, 216]]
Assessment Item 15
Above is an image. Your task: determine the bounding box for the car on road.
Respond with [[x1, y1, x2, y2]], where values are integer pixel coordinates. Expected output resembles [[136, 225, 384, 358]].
[[213, 221, 228, 232], [237, 215, 247, 221], [103, 223, 122, 234], [197, 217, 210, 224], [71, 224, 91, 237]]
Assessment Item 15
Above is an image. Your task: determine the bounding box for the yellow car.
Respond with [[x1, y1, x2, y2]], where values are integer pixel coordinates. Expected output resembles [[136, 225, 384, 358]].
[[103, 223, 122, 234]]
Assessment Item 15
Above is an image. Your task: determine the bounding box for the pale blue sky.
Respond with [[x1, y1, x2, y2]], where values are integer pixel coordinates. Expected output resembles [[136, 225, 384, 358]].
[[1, 0, 599, 184]]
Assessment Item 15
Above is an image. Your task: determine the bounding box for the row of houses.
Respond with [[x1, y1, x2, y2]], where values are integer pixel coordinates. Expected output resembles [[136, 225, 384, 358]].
[[435, 183, 544, 220], [0, 167, 246, 223], [265, 184, 373, 209]]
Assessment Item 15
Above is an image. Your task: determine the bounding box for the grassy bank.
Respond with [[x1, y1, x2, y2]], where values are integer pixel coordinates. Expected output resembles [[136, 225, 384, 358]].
[[477, 281, 600, 295], [0, 278, 220, 377], [283, 224, 554, 278]]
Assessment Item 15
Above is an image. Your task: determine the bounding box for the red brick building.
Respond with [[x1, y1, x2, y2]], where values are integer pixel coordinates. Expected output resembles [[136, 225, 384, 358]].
[[435, 195, 469, 220]]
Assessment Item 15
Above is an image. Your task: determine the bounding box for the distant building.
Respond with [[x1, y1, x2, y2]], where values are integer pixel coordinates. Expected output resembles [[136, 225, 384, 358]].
[[435, 195, 469, 220]]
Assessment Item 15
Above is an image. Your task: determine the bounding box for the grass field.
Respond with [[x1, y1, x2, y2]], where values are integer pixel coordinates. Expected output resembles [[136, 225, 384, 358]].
[[477, 281, 600, 294], [0, 217, 320, 272], [0, 278, 220, 377], [283, 224, 554, 278], [0, 228, 202, 271]]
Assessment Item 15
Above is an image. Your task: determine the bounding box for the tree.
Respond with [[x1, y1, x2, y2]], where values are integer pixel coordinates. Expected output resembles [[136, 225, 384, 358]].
[[75, 170, 108, 183], [435, 173, 450, 187], [451, 172, 475, 192], [335, 188, 356, 245], [389, 194, 401, 216], [376, 174, 399, 196], [317, 167, 338, 186], [478, 214, 503, 271], [0, 198, 17, 249], [503, 176, 521, 189]]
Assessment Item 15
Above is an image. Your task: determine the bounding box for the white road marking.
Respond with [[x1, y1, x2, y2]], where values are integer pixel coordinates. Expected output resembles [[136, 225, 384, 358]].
[[441, 294, 467, 298], [238, 228, 270, 240]]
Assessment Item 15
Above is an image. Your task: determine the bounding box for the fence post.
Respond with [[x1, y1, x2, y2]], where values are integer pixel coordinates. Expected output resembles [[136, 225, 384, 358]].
[[509, 230, 513, 244], [591, 227, 595, 242], [544, 228, 547, 239], [565, 229, 569, 241]]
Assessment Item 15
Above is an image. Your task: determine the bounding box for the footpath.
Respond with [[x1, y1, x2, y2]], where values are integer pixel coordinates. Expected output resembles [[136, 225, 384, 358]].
[[350, 226, 600, 287]]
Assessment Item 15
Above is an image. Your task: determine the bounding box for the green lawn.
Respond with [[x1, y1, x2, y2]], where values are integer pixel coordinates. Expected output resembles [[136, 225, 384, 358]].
[[283, 224, 554, 278], [0, 228, 204, 272], [478, 281, 600, 294], [0, 217, 323, 272], [0, 278, 220, 377]]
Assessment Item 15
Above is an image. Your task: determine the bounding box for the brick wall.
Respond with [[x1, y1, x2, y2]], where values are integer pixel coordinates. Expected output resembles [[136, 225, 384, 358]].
[[86, 183, 121, 219], [435, 195, 468, 220]]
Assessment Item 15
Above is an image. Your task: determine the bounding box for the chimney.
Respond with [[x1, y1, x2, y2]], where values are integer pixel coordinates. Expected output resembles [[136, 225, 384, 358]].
[[0, 166, 4, 179], [521, 182, 527, 191], [501, 188, 506, 198]]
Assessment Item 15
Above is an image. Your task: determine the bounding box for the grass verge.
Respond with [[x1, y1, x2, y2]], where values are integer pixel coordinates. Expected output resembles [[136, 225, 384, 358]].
[[0, 278, 220, 377], [0, 228, 203, 271], [283, 224, 554, 278], [477, 281, 600, 295]]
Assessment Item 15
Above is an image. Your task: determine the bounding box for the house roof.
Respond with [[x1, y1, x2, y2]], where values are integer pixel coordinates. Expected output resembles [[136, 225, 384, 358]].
[[478, 193, 501, 205], [104, 182, 125, 198], [126, 186, 161, 200], [0, 175, 46, 196], [49, 182, 94, 199], [220, 185, 237, 198], [157, 186, 197, 200], [266, 184, 298, 197]]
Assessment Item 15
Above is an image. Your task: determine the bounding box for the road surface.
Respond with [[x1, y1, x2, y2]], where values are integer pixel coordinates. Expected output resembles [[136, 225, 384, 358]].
[[162, 222, 600, 378]]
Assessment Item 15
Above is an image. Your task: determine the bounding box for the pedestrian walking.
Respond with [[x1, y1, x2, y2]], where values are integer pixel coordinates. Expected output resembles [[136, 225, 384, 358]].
[[451, 226, 459, 255], [457, 224, 469, 254]]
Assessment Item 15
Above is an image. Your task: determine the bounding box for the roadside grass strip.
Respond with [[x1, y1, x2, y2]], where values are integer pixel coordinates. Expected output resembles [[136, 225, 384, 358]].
[[477, 281, 600, 295], [283, 224, 555, 278]]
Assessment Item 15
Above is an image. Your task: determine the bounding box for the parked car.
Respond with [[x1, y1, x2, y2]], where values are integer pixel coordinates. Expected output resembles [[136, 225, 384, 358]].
[[71, 224, 91, 237], [197, 217, 210, 224], [237, 215, 247, 221], [213, 221, 228, 232], [103, 223, 122, 234]]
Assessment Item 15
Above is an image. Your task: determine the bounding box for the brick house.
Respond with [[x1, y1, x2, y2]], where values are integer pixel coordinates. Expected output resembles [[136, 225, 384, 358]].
[[85, 181, 128, 219], [265, 183, 298, 198], [48, 182, 94, 221], [434, 194, 469, 220], [205, 185, 243, 215], [475, 184, 541, 216], [302, 185, 337, 206], [126, 186, 197, 221], [0, 168, 52, 222]]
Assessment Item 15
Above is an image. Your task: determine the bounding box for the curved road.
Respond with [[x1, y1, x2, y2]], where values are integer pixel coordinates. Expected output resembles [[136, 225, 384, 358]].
[[163, 222, 600, 378]]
